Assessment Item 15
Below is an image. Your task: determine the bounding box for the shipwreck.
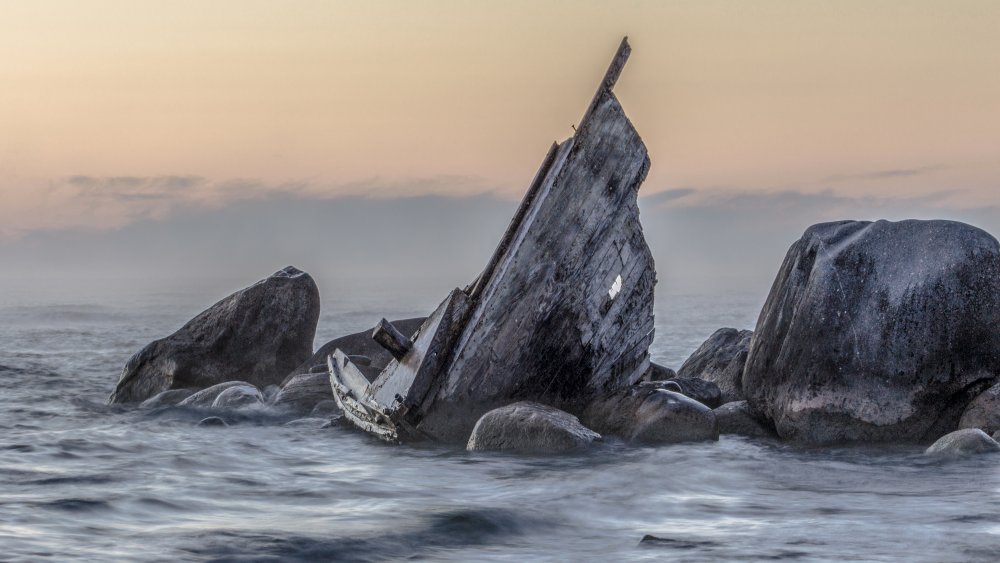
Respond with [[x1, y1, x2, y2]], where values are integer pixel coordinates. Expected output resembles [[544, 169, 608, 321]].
[[329, 37, 656, 443]]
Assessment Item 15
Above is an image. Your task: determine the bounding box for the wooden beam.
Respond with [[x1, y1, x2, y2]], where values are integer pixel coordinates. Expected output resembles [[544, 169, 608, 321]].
[[372, 318, 412, 360]]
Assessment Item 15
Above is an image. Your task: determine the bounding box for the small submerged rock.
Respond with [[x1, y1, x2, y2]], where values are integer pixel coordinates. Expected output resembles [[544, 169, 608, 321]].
[[713, 401, 774, 439], [467, 402, 601, 453], [139, 388, 196, 408], [178, 381, 256, 408], [656, 378, 722, 409], [925, 429, 1000, 457], [211, 385, 264, 409], [581, 384, 718, 444], [283, 417, 334, 429], [197, 416, 228, 427]]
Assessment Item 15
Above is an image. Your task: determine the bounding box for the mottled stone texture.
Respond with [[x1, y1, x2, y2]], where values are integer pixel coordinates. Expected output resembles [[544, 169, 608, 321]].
[[274, 372, 335, 413], [744, 220, 1000, 444], [958, 383, 1000, 435], [677, 328, 752, 404], [466, 402, 601, 453], [108, 267, 320, 404], [581, 385, 718, 444], [416, 89, 656, 443]]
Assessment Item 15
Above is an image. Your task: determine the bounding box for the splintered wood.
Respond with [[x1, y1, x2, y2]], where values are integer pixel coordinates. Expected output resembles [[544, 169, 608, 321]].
[[329, 37, 656, 443]]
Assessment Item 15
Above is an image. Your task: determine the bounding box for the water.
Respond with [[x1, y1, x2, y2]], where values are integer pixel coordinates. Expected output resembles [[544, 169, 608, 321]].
[[2, 285, 1000, 561]]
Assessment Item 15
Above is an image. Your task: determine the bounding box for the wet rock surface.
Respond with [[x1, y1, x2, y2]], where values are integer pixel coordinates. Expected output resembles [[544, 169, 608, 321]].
[[211, 385, 264, 409], [958, 383, 1000, 435], [655, 378, 722, 409], [925, 429, 1000, 457], [642, 363, 677, 382], [178, 381, 256, 408], [713, 401, 775, 439], [109, 266, 320, 403], [139, 388, 196, 408], [581, 384, 718, 444], [677, 328, 752, 404], [273, 372, 335, 413], [743, 220, 1000, 444], [467, 402, 601, 453]]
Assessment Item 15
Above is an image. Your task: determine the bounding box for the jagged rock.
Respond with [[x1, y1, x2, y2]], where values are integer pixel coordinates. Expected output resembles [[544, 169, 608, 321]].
[[744, 220, 1000, 444], [197, 416, 228, 427], [466, 402, 601, 453], [178, 381, 255, 408], [581, 384, 718, 444], [925, 429, 1000, 457], [656, 378, 722, 408], [284, 318, 426, 385], [139, 388, 196, 408], [211, 384, 264, 409], [958, 383, 1000, 435], [713, 401, 775, 439], [677, 328, 752, 404], [643, 363, 677, 382], [109, 266, 320, 404], [273, 372, 335, 413]]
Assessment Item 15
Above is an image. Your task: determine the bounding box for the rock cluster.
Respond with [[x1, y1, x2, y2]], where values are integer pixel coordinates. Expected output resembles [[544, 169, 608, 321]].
[[108, 266, 320, 404], [110, 218, 1000, 456]]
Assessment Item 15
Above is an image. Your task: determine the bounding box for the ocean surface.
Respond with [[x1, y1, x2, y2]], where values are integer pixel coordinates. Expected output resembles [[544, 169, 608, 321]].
[[2, 283, 1000, 562]]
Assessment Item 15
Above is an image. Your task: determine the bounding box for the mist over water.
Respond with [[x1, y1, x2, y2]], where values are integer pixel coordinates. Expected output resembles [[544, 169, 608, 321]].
[[2, 283, 999, 561]]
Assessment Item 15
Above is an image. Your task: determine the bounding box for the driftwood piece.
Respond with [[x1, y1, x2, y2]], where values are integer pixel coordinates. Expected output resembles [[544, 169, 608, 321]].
[[329, 37, 655, 443]]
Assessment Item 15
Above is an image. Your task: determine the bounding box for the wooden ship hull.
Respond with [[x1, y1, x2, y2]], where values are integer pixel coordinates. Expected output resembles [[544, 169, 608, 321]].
[[329, 37, 656, 444]]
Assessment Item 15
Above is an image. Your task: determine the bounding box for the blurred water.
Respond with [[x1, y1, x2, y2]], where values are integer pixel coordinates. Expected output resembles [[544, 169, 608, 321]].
[[1, 284, 999, 562]]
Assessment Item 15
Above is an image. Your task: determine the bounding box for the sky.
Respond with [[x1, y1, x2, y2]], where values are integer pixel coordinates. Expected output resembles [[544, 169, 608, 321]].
[[1, 1, 998, 302]]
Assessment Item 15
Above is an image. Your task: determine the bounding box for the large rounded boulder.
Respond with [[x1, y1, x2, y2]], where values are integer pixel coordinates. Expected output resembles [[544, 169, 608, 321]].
[[743, 220, 1000, 444], [467, 402, 601, 453], [677, 328, 753, 404], [108, 267, 320, 404]]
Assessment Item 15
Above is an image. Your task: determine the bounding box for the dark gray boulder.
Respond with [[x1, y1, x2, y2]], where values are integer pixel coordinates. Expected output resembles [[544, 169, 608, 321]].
[[713, 401, 775, 439], [212, 384, 264, 409], [744, 220, 1000, 444], [139, 388, 196, 408], [958, 383, 1000, 435], [284, 317, 426, 384], [925, 428, 1000, 457], [642, 363, 677, 382], [273, 372, 335, 413], [581, 384, 718, 444], [178, 381, 255, 408], [655, 378, 722, 409], [677, 328, 752, 404], [109, 266, 320, 404], [466, 402, 601, 453]]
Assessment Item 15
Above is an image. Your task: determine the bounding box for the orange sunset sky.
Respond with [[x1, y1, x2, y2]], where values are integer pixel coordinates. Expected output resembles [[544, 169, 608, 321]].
[[1, 1, 998, 294]]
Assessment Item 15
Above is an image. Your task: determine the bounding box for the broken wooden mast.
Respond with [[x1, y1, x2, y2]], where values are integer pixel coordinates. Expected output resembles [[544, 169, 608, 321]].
[[329, 37, 656, 443]]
